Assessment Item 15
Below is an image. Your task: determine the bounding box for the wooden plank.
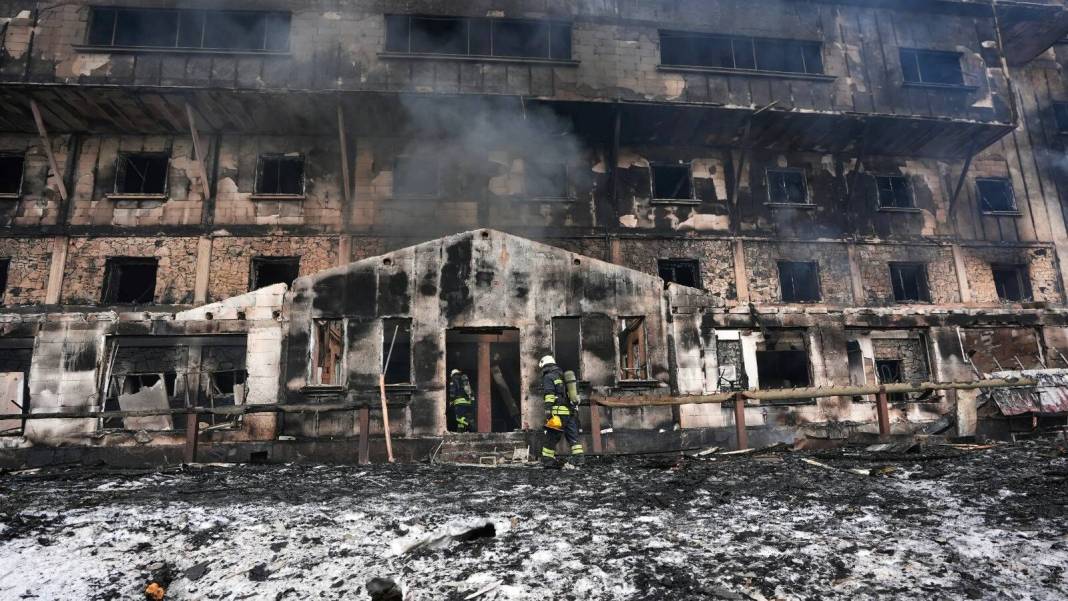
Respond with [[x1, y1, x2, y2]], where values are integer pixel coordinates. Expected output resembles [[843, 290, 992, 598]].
[[29, 99, 68, 202], [338, 103, 351, 204], [477, 340, 492, 433], [185, 101, 213, 201], [358, 406, 370, 464]]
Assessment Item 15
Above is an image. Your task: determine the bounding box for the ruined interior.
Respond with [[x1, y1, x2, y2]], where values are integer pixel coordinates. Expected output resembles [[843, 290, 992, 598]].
[[2, 0, 1068, 463]]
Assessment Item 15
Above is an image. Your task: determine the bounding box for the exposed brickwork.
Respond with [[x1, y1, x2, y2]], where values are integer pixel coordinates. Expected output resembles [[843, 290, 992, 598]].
[[745, 241, 854, 305], [856, 244, 960, 305], [61, 237, 200, 305], [961, 245, 1062, 304], [872, 338, 930, 382], [207, 236, 338, 301], [0, 237, 52, 305], [616, 238, 735, 300]]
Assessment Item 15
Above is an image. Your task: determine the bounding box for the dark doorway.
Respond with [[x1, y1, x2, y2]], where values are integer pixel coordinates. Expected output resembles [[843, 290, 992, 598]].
[[445, 328, 521, 433]]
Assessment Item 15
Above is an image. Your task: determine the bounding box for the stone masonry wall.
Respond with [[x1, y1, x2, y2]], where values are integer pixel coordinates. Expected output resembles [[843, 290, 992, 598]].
[[856, 244, 960, 305], [0, 237, 52, 305], [872, 338, 930, 382], [61, 237, 200, 305], [616, 237, 734, 301], [745, 241, 854, 305], [962, 245, 1062, 304], [207, 236, 338, 302]]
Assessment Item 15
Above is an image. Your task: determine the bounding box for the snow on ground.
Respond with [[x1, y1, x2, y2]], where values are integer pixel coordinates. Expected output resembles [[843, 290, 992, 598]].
[[1, 440, 1066, 600]]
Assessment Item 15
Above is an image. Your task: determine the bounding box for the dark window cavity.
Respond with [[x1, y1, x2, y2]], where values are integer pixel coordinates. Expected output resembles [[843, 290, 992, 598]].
[[766, 169, 808, 204], [889, 262, 931, 303], [660, 31, 823, 75], [900, 49, 963, 86], [651, 164, 694, 201], [385, 15, 571, 60], [394, 155, 439, 197], [526, 161, 569, 199], [778, 261, 821, 303], [875, 175, 914, 209], [115, 153, 169, 195], [311, 320, 344, 386], [991, 264, 1032, 302], [86, 8, 290, 52], [976, 178, 1017, 213], [250, 256, 299, 291], [658, 259, 700, 289], [618, 317, 648, 380], [1054, 102, 1068, 134], [552, 317, 582, 379], [383, 318, 412, 385], [102, 258, 158, 304], [0, 154, 25, 196], [875, 359, 908, 402], [256, 154, 305, 196], [756, 350, 811, 388], [0, 258, 9, 301]]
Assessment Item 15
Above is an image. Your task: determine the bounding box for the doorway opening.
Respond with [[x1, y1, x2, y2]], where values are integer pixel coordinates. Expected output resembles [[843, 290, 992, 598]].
[[445, 328, 521, 433]]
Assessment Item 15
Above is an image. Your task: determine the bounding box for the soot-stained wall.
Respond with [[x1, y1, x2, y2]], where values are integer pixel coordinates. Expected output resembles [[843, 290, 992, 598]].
[[285, 229, 671, 437]]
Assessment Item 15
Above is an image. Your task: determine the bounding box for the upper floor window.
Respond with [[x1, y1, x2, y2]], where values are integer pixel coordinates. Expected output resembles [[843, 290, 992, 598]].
[[889, 262, 930, 303], [660, 31, 823, 75], [86, 8, 290, 52], [874, 175, 914, 209], [976, 177, 1017, 213], [1053, 102, 1068, 134], [102, 257, 158, 304], [778, 261, 820, 303], [115, 153, 169, 196], [384, 15, 572, 61], [526, 161, 569, 199], [766, 168, 809, 205], [992, 264, 1032, 302], [255, 154, 305, 196], [651, 164, 694, 201], [900, 49, 963, 86], [0, 258, 9, 302], [0, 154, 24, 198], [658, 259, 701, 289], [393, 155, 440, 198]]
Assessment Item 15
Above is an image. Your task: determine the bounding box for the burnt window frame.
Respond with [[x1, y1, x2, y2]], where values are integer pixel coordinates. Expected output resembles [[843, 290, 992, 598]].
[[899, 48, 967, 88], [83, 7, 291, 54], [991, 264, 1032, 302], [0, 152, 26, 198], [393, 154, 441, 199], [888, 261, 931, 303], [975, 177, 1018, 214], [111, 152, 170, 199], [618, 316, 650, 382], [873, 174, 916, 210], [383, 14, 574, 62], [101, 257, 159, 305], [309, 318, 346, 387], [765, 168, 810, 205], [777, 261, 821, 303], [382, 318, 413, 386], [253, 154, 306, 198], [525, 160, 571, 200], [658, 30, 826, 77], [650, 163, 697, 203], [657, 258, 701, 289], [249, 256, 300, 291], [1054, 102, 1068, 134], [0, 257, 9, 302]]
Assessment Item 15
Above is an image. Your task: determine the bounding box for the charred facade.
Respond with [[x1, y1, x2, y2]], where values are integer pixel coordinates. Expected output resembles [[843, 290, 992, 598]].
[[3, 0, 1068, 459]]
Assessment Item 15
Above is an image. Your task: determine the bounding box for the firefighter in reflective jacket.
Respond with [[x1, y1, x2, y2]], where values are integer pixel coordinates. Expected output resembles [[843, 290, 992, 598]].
[[539, 355, 584, 467], [448, 369, 474, 433]]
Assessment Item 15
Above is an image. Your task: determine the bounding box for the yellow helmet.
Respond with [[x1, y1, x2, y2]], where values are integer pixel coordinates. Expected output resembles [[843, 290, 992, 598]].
[[545, 415, 563, 430]]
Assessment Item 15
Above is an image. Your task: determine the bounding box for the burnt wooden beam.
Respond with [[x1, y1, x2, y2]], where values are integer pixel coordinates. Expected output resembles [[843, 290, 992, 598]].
[[29, 99, 68, 202], [185, 101, 213, 202]]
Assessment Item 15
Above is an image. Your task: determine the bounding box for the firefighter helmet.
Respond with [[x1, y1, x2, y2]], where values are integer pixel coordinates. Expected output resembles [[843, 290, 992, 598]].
[[539, 355, 556, 369], [545, 415, 563, 431]]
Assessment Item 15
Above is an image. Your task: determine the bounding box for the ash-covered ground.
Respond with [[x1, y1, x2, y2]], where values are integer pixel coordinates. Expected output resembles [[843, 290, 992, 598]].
[[1, 439, 1067, 601]]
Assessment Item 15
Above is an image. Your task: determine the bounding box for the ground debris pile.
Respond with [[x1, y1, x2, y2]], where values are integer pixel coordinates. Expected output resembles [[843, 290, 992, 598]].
[[0, 440, 1066, 600]]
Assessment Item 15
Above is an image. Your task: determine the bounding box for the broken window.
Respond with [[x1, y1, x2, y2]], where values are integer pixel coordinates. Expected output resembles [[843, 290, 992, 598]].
[[976, 178, 1017, 213], [385, 15, 571, 60], [889, 262, 931, 303], [101, 258, 158, 305], [875, 175, 914, 209], [0, 258, 8, 302], [383, 318, 412, 385], [201, 344, 248, 427], [526, 161, 569, 199], [875, 359, 906, 402], [552, 317, 582, 379], [1054, 102, 1068, 134], [618, 317, 649, 380], [756, 345, 811, 392], [393, 155, 440, 198], [766, 169, 808, 204], [658, 259, 700, 289], [900, 49, 964, 86], [651, 164, 694, 201], [716, 339, 748, 391], [778, 261, 820, 303], [87, 8, 290, 52], [114, 153, 169, 196], [992, 264, 1032, 302], [659, 31, 823, 75], [250, 256, 300, 291], [255, 154, 305, 196], [311, 320, 344, 386], [0, 154, 24, 197]]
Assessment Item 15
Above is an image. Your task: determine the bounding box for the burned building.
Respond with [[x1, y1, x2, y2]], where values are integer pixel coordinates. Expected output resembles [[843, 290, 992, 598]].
[[3, 0, 1068, 461]]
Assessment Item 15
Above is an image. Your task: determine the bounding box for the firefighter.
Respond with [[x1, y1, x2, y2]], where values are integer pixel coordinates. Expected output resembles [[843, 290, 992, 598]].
[[448, 368, 474, 432], [539, 355, 584, 467]]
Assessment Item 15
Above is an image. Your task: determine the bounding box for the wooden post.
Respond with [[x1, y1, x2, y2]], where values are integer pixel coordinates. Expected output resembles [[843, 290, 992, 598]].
[[589, 401, 603, 454], [184, 102, 213, 202], [184, 412, 199, 463], [378, 374, 394, 463], [733, 391, 748, 450], [337, 103, 351, 204], [358, 406, 370, 465], [876, 390, 890, 439], [29, 99, 68, 202], [477, 340, 492, 433]]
